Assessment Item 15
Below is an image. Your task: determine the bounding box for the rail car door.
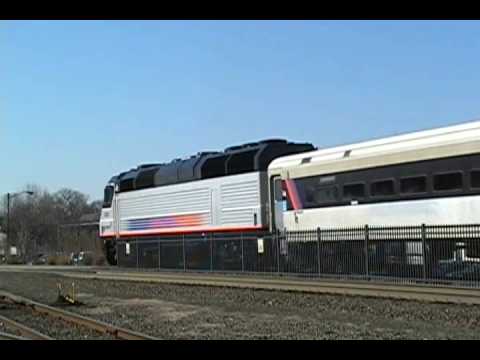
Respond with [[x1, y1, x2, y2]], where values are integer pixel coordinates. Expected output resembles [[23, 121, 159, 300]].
[[270, 176, 286, 231]]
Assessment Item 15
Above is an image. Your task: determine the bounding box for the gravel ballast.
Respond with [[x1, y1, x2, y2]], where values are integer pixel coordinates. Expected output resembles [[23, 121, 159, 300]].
[[0, 301, 115, 340], [1, 271, 479, 339]]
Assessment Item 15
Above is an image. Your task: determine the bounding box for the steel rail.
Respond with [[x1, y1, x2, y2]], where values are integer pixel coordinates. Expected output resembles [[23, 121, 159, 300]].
[[0, 331, 29, 340], [2, 266, 480, 304], [0, 292, 158, 340], [0, 314, 53, 340], [68, 270, 480, 305]]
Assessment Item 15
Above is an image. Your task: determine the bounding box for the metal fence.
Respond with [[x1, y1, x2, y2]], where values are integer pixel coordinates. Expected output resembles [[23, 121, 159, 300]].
[[1, 222, 103, 264], [56, 222, 103, 256], [117, 224, 480, 287]]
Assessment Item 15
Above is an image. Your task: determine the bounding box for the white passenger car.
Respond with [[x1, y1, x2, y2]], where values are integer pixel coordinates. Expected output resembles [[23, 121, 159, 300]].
[[268, 120, 480, 231]]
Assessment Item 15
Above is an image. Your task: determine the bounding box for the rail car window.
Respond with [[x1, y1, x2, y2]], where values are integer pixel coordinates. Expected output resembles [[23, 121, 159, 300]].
[[370, 179, 395, 197], [400, 176, 427, 194], [306, 186, 338, 207], [343, 183, 365, 199], [433, 172, 463, 191], [295, 177, 338, 208], [471, 170, 480, 189], [284, 154, 480, 208]]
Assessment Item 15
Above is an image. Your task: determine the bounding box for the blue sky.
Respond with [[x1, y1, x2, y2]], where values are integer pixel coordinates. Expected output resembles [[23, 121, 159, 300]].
[[2, 20, 480, 201]]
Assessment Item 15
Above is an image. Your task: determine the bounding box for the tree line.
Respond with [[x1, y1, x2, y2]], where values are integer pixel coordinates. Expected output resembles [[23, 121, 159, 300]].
[[0, 184, 103, 261]]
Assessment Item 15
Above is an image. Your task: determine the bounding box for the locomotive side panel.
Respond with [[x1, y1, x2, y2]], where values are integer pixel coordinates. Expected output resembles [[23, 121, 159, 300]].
[[116, 171, 266, 237]]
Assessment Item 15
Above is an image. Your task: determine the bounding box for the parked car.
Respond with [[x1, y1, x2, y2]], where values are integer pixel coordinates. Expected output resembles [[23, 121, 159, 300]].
[[432, 260, 480, 281], [32, 253, 48, 265]]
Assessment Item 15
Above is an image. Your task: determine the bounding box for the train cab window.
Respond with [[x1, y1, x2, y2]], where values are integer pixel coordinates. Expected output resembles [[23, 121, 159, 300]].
[[103, 186, 114, 208], [370, 179, 395, 197], [433, 172, 463, 191], [471, 170, 480, 189], [343, 183, 365, 200], [400, 176, 427, 194]]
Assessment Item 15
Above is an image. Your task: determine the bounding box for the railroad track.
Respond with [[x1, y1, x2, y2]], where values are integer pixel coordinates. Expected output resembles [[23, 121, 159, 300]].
[[0, 291, 158, 340], [0, 314, 52, 340], [2, 266, 480, 305], [0, 331, 29, 340], [62, 270, 480, 305]]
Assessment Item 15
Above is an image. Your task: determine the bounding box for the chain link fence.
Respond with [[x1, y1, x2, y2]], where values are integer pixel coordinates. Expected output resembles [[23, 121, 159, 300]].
[[55, 222, 105, 264], [118, 224, 480, 287]]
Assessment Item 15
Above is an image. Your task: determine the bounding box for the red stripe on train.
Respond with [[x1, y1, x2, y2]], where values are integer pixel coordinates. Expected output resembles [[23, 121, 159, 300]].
[[284, 179, 302, 210], [100, 225, 266, 238]]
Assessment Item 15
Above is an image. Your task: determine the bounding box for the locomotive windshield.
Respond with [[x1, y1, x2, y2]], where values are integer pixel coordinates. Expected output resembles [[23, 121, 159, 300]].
[[103, 185, 114, 208]]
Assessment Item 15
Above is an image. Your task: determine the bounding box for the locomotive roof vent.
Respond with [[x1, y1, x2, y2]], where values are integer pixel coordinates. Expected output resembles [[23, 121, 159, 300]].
[[138, 163, 162, 169], [118, 169, 138, 192], [258, 139, 287, 145], [224, 145, 244, 152]]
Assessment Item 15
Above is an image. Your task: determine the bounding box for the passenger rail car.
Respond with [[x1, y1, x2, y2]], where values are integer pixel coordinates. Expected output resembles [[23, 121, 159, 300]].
[[267, 121, 480, 275], [268, 120, 480, 231]]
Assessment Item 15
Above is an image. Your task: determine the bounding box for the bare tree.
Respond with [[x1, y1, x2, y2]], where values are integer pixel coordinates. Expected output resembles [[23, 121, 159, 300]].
[[1, 185, 102, 261], [54, 188, 91, 223]]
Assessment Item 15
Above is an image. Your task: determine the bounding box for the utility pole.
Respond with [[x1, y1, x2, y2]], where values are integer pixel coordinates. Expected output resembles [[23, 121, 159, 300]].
[[6, 193, 10, 254], [5, 191, 34, 257]]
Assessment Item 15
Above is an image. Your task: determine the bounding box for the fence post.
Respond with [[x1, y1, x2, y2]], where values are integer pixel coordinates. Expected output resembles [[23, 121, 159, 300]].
[[210, 234, 213, 272], [421, 223, 427, 281], [241, 232, 244, 272], [276, 231, 281, 274], [182, 234, 186, 272], [158, 241, 161, 271], [364, 225, 369, 278], [136, 240, 139, 271], [317, 227, 321, 275]]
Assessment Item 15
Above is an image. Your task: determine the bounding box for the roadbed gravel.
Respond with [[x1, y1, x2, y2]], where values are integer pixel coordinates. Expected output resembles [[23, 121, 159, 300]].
[[1, 271, 480, 339]]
